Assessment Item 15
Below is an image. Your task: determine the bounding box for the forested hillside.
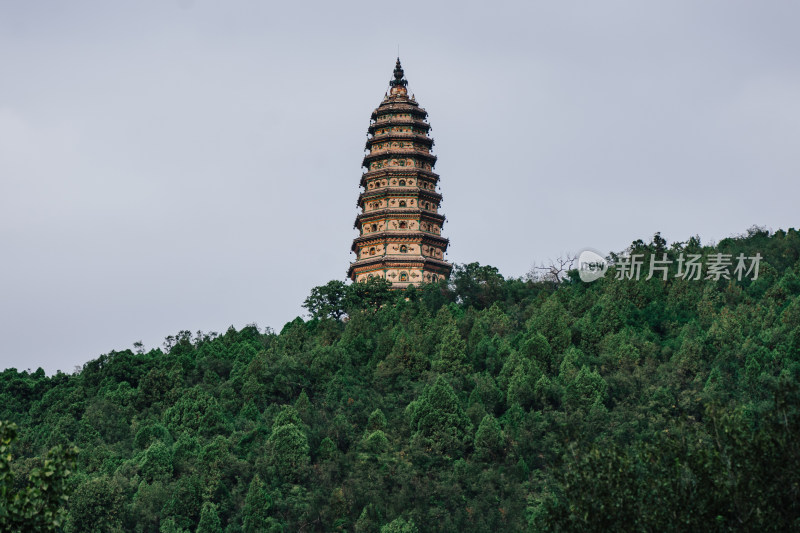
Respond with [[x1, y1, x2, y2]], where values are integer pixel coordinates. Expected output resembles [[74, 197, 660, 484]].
[[2, 227, 800, 532]]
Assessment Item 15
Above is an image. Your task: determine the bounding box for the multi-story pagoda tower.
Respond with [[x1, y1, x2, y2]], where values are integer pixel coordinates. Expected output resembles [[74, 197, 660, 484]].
[[348, 59, 453, 288]]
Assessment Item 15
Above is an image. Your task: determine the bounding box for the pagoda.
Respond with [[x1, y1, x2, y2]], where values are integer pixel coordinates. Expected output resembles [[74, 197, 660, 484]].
[[347, 59, 453, 288]]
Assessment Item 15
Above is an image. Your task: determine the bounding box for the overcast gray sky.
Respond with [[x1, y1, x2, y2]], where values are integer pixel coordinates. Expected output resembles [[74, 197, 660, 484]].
[[2, 1, 798, 374]]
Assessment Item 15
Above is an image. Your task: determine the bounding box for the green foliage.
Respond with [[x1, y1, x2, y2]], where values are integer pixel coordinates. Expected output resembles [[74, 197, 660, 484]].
[[163, 387, 231, 437], [303, 280, 348, 320], [407, 376, 472, 456], [449, 262, 505, 310], [346, 276, 396, 312], [354, 503, 382, 532], [3, 228, 800, 531], [381, 516, 419, 533], [163, 475, 204, 529], [0, 420, 78, 532], [272, 405, 303, 429], [317, 437, 338, 461], [135, 423, 172, 449], [160, 518, 190, 533], [367, 409, 387, 431], [473, 414, 504, 461], [362, 430, 389, 453], [141, 439, 173, 482], [67, 476, 125, 532], [534, 383, 800, 531], [242, 474, 274, 533], [506, 357, 544, 410], [294, 389, 312, 416], [563, 365, 608, 411], [431, 320, 468, 377], [303, 276, 400, 322], [266, 423, 309, 482], [133, 480, 169, 533], [196, 501, 222, 533]]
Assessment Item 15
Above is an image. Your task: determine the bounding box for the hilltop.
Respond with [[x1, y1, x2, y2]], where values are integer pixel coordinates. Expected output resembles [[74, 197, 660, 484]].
[[2, 227, 800, 532]]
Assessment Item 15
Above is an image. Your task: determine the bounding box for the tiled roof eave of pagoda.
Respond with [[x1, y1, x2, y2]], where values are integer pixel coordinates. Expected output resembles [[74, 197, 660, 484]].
[[354, 210, 446, 227], [351, 232, 449, 252], [350, 256, 452, 267], [366, 135, 433, 150], [370, 104, 428, 120], [367, 119, 430, 135], [373, 99, 426, 110], [361, 168, 438, 177], [362, 150, 437, 167], [360, 167, 439, 185], [347, 256, 453, 277], [358, 188, 442, 204], [368, 132, 433, 143]]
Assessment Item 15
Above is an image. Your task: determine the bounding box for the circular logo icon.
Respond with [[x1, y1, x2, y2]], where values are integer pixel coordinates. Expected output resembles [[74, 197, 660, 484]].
[[577, 248, 608, 283]]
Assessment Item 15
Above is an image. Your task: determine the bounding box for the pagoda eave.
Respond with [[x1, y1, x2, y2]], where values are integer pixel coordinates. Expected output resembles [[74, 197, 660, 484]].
[[350, 232, 449, 252], [368, 119, 430, 135], [347, 256, 453, 278], [362, 150, 437, 167], [358, 188, 442, 204], [356, 207, 445, 218], [366, 135, 433, 150], [361, 167, 439, 178], [371, 106, 428, 121], [360, 169, 439, 188]]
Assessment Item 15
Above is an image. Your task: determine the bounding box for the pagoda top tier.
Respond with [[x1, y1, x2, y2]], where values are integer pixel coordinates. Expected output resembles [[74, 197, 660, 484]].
[[371, 58, 427, 119]]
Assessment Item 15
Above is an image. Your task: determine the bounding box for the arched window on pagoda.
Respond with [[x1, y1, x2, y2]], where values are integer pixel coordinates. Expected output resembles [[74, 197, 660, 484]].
[[400, 272, 409, 282], [369, 247, 376, 255], [399, 221, 407, 229], [371, 224, 377, 232], [400, 245, 408, 253], [399, 180, 406, 186], [399, 201, 406, 207]]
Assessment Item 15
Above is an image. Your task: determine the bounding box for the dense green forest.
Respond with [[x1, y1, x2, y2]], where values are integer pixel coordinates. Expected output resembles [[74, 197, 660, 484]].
[[2, 227, 800, 532]]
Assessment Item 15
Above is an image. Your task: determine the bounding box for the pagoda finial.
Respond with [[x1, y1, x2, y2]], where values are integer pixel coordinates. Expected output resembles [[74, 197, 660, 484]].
[[390, 57, 408, 90]]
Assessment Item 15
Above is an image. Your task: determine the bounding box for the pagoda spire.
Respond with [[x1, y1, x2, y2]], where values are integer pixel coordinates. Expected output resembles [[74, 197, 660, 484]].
[[390, 58, 407, 89], [389, 58, 409, 97], [347, 60, 453, 288]]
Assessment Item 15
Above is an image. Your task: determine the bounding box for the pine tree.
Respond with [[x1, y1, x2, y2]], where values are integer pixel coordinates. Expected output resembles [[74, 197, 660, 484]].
[[367, 409, 387, 431], [432, 321, 469, 377], [242, 474, 271, 533], [406, 376, 472, 455], [267, 423, 310, 482], [196, 502, 222, 533], [381, 516, 419, 533], [474, 414, 504, 461]]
